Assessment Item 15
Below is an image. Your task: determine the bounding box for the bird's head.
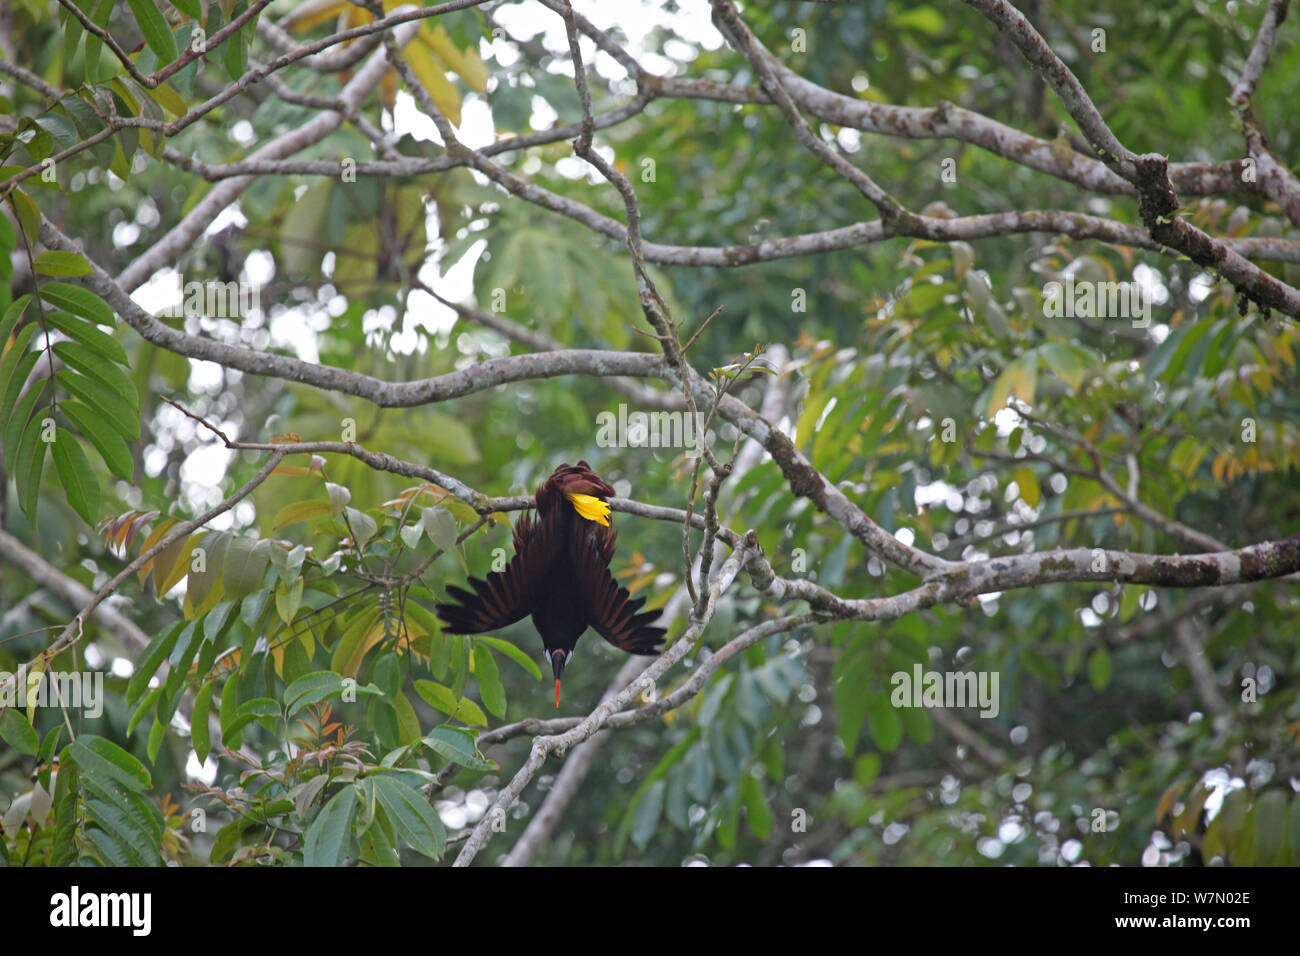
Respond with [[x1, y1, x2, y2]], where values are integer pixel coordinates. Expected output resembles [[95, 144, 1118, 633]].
[[549, 648, 573, 707]]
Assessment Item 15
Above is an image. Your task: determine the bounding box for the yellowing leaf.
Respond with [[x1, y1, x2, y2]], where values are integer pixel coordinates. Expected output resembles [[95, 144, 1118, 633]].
[[421, 23, 489, 93], [1038, 342, 1086, 391], [154, 533, 197, 596], [273, 499, 333, 529], [334, 621, 394, 678], [1014, 467, 1040, 508], [136, 517, 178, 584], [1212, 451, 1229, 484], [1007, 353, 1038, 407], [271, 464, 317, 477], [1275, 331, 1295, 369], [281, 0, 352, 31], [10, 189, 41, 242], [149, 82, 187, 119], [985, 354, 1037, 417], [1156, 782, 1185, 821], [406, 39, 462, 125]]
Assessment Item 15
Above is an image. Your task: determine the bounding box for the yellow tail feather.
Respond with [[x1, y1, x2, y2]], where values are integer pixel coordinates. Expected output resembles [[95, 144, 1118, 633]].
[[566, 492, 610, 526]]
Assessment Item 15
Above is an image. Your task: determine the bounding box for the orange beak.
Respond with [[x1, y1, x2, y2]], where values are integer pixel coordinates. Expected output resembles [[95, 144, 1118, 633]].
[[555, 678, 562, 708]]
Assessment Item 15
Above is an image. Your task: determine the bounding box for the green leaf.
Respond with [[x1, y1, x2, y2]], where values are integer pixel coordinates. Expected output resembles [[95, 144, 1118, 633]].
[[127, 621, 184, 705], [370, 775, 446, 860], [1088, 646, 1113, 691], [209, 817, 253, 864], [32, 250, 92, 277], [62, 6, 87, 75], [38, 726, 63, 792], [275, 576, 304, 624], [629, 779, 665, 849], [0, 293, 31, 343], [278, 180, 333, 277], [855, 752, 881, 788], [50, 428, 101, 524], [740, 775, 773, 840], [0, 353, 42, 465], [221, 536, 270, 600], [451, 694, 487, 728], [273, 499, 333, 529], [221, 697, 279, 740], [414, 680, 458, 715], [128, 685, 163, 737], [66, 735, 152, 792], [285, 671, 380, 715], [14, 412, 51, 523], [422, 505, 460, 552], [42, 309, 127, 365], [0, 709, 39, 755], [50, 759, 79, 865], [832, 650, 871, 754], [476, 635, 542, 680], [185, 530, 231, 613], [716, 788, 740, 851], [1146, 319, 1209, 383], [0, 323, 40, 429], [52, 340, 139, 409], [472, 643, 506, 718], [1253, 790, 1287, 865], [83, 786, 162, 865], [1287, 795, 1300, 866], [1038, 342, 1087, 391], [219, 673, 239, 741], [1, 365, 44, 469], [192, 681, 215, 763], [421, 412, 480, 465], [345, 507, 378, 547], [222, 14, 248, 82], [146, 712, 167, 762], [84, 824, 133, 866], [59, 398, 133, 480], [303, 786, 358, 866], [1117, 585, 1145, 622], [269, 543, 307, 585], [699, 673, 734, 727], [84, 0, 118, 82], [0, 204, 14, 250], [866, 693, 903, 753], [127, 0, 179, 64], [56, 369, 139, 440], [39, 283, 117, 332], [421, 727, 495, 770], [285, 672, 348, 715], [684, 741, 714, 802]]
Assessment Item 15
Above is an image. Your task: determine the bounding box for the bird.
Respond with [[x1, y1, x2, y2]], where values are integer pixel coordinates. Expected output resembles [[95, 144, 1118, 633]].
[[435, 461, 665, 707]]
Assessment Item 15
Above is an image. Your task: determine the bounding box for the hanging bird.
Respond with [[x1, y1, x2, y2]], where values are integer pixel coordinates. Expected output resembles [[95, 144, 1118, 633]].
[[435, 461, 665, 707]]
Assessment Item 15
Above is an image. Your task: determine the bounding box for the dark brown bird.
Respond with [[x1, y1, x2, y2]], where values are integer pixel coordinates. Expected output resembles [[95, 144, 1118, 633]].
[[435, 461, 665, 706]]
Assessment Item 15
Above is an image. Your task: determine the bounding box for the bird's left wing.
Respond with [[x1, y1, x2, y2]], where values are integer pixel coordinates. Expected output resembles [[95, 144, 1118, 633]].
[[436, 512, 549, 634]]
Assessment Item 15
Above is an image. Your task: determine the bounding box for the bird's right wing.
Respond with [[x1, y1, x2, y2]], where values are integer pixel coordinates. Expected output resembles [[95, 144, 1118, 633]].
[[571, 526, 665, 656], [436, 511, 548, 634]]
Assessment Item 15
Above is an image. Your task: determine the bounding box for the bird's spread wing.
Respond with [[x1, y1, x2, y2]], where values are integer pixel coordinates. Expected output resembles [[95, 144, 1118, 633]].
[[572, 526, 665, 655], [436, 511, 547, 634]]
